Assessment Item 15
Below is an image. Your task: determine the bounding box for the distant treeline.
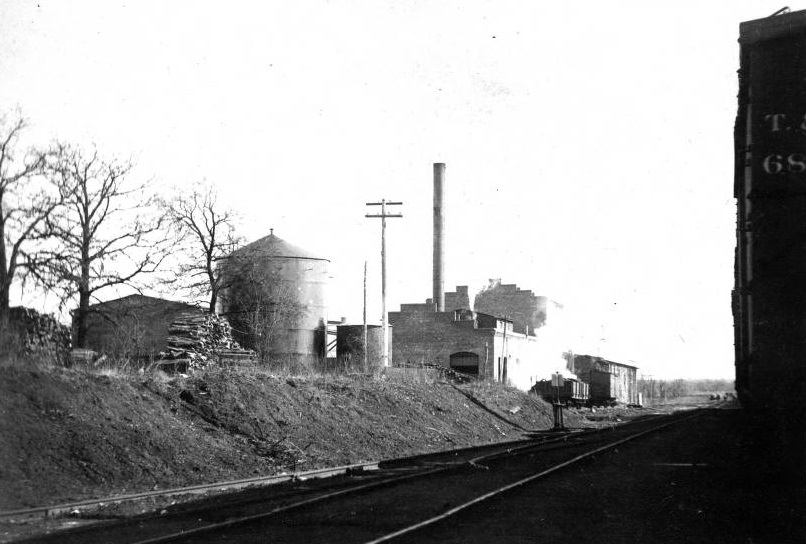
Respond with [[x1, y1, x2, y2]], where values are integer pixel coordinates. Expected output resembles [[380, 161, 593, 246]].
[[638, 378, 734, 404]]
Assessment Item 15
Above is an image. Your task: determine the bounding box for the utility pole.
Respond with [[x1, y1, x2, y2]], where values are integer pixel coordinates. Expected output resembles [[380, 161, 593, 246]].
[[366, 199, 402, 367], [363, 260, 368, 372]]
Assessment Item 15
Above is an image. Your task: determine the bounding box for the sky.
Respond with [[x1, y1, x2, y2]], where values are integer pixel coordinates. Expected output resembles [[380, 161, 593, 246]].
[[1, 1, 790, 379]]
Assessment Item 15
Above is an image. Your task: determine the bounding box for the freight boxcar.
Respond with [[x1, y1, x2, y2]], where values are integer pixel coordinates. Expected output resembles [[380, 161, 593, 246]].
[[583, 369, 619, 407], [530, 378, 589, 407], [733, 8, 806, 477], [571, 355, 638, 405]]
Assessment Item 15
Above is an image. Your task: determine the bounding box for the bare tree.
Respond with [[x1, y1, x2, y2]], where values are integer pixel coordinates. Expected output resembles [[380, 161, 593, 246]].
[[40, 146, 170, 348], [161, 185, 241, 313], [0, 111, 60, 323]]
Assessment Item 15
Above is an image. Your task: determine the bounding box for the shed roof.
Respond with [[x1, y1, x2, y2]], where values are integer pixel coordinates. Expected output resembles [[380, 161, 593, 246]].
[[574, 354, 638, 370], [85, 294, 198, 310], [740, 8, 806, 45], [232, 232, 329, 261], [475, 311, 513, 323]]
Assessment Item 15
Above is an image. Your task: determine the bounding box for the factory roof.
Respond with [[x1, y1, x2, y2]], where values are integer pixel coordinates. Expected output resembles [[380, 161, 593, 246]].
[[574, 354, 639, 371], [740, 8, 806, 44], [232, 231, 329, 261]]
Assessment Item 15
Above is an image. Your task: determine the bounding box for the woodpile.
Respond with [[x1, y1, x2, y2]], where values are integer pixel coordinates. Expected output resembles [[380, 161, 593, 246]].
[[8, 307, 71, 366], [164, 311, 254, 369], [69, 348, 97, 366]]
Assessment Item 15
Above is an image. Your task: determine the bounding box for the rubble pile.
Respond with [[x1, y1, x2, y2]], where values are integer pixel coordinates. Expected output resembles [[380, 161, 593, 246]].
[[164, 311, 254, 369], [394, 361, 477, 383], [7, 307, 71, 365]]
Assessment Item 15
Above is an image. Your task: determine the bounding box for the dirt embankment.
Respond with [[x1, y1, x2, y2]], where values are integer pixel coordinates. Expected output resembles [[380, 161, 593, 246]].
[[0, 366, 569, 510]]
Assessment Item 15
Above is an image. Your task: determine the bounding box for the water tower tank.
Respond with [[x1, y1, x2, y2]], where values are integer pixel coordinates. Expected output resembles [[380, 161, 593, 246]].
[[218, 232, 329, 364]]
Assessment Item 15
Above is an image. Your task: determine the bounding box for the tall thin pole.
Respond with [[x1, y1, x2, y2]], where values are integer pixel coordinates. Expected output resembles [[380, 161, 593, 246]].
[[433, 163, 446, 312], [366, 199, 402, 367], [363, 260, 368, 371], [381, 200, 388, 367]]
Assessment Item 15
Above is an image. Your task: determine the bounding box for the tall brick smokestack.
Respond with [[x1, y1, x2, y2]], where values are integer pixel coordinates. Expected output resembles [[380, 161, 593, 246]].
[[433, 163, 445, 312]]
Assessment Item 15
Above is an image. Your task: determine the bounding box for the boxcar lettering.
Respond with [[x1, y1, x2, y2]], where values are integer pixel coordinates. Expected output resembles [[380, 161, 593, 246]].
[[787, 153, 806, 173], [761, 153, 806, 175], [763, 154, 784, 174], [765, 113, 788, 132]]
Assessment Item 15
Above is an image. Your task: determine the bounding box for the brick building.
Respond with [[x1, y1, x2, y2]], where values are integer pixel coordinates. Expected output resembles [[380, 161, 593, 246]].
[[427, 285, 471, 312], [389, 165, 555, 388], [388, 299, 540, 384], [474, 280, 548, 335]]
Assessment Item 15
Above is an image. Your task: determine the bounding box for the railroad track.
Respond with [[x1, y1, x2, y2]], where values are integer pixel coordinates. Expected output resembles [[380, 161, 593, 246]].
[[3, 430, 574, 523], [0, 462, 383, 521], [27, 408, 710, 544]]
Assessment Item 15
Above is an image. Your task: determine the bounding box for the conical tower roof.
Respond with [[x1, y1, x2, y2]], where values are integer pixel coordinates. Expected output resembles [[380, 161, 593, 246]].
[[232, 230, 328, 261]]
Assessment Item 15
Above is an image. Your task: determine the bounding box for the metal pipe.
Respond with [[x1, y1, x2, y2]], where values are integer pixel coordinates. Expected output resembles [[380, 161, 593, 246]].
[[433, 163, 445, 312]]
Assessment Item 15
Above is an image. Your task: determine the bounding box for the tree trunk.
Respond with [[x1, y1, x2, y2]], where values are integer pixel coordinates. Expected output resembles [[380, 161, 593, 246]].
[[207, 263, 217, 314], [0, 216, 8, 324], [208, 286, 217, 314], [0, 282, 10, 327], [75, 287, 90, 348], [76, 232, 91, 348]]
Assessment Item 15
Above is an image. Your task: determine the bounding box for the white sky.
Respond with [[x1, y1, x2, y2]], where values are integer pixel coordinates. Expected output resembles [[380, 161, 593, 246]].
[[1, 1, 789, 379]]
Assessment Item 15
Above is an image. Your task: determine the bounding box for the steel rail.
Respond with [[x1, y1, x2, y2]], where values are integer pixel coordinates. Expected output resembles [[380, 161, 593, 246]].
[[0, 435, 549, 521], [2, 429, 566, 521], [363, 411, 704, 544], [129, 467, 447, 544], [122, 416, 683, 544], [18, 408, 718, 543], [4, 403, 703, 523], [126, 432, 584, 544], [0, 461, 380, 520]]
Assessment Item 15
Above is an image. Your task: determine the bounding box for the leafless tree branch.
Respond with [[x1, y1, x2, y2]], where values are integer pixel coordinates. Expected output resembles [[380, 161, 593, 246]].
[[39, 144, 172, 347], [160, 183, 242, 312], [0, 110, 60, 322]]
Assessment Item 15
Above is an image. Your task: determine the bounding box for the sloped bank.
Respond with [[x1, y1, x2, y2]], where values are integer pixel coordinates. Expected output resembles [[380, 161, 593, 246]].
[[0, 365, 574, 510]]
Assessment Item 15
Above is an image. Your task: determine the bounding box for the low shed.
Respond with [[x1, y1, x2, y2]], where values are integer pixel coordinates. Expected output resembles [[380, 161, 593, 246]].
[[73, 295, 201, 357]]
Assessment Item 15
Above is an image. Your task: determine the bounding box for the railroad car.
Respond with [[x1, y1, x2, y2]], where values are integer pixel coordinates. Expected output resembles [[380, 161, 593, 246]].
[[530, 378, 589, 407], [583, 369, 619, 407], [734, 9, 806, 476]]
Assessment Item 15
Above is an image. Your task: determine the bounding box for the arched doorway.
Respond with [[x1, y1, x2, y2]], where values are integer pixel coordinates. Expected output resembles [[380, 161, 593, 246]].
[[450, 351, 480, 375]]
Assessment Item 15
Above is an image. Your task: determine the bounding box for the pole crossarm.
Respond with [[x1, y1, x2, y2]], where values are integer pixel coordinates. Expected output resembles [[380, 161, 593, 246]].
[[365, 199, 403, 368]]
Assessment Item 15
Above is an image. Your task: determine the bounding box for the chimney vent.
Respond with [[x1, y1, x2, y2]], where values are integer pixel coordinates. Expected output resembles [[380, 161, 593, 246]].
[[433, 163, 445, 312]]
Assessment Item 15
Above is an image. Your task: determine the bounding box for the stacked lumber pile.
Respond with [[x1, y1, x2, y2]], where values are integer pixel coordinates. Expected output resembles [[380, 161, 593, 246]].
[[69, 348, 97, 366], [164, 311, 254, 369], [8, 307, 71, 365]]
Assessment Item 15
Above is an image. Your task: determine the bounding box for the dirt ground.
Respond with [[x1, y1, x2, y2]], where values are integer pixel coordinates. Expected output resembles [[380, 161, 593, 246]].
[[0, 365, 581, 512]]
